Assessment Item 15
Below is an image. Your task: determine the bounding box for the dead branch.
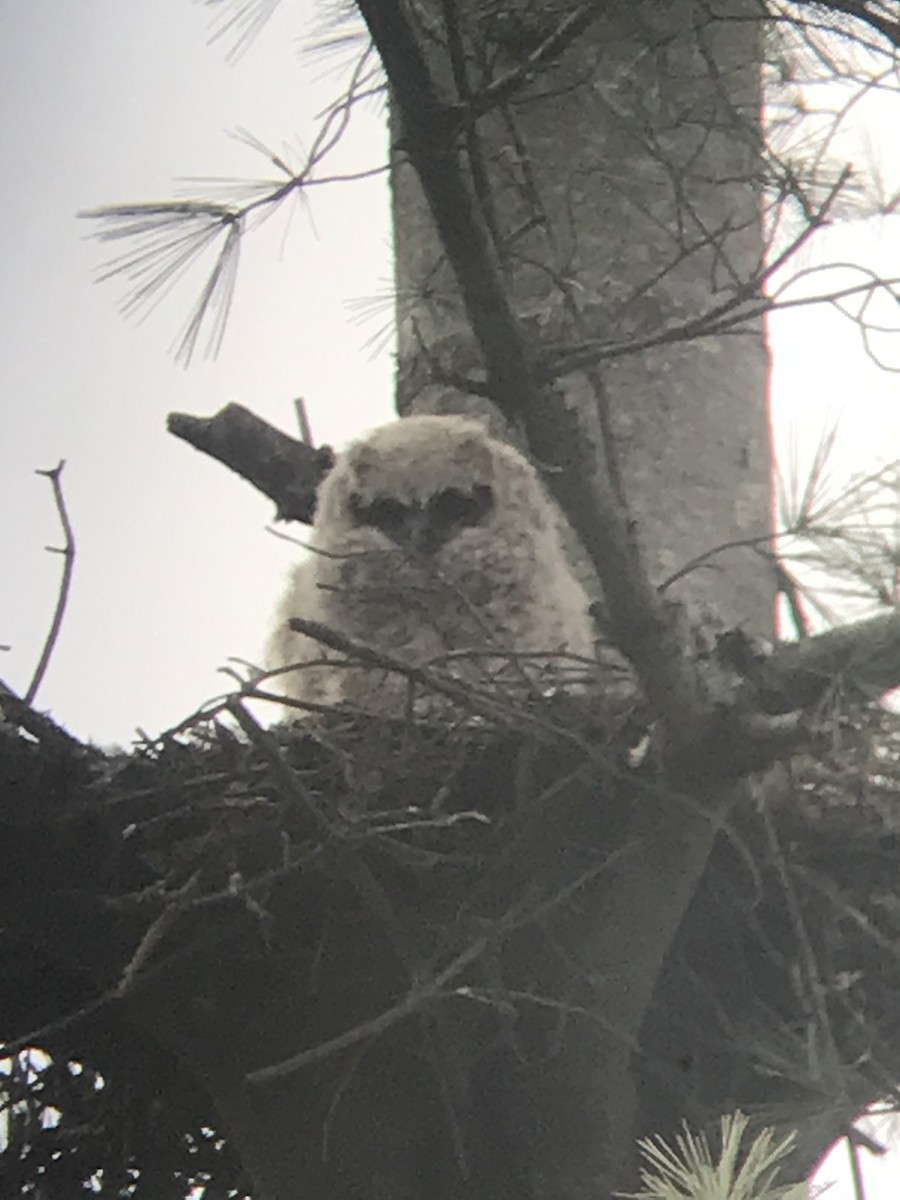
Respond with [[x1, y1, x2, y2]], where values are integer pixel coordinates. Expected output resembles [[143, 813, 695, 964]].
[[356, 0, 532, 419], [25, 461, 76, 706], [167, 403, 334, 523], [276, 617, 603, 751]]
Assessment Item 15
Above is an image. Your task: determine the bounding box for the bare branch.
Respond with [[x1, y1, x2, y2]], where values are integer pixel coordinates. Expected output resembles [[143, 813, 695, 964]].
[[293, 396, 314, 446], [246, 935, 489, 1083], [167, 403, 335, 522], [26, 461, 76, 706], [465, 1, 607, 122], [355, 0, 536, 420], [276, 617, 602, 750]]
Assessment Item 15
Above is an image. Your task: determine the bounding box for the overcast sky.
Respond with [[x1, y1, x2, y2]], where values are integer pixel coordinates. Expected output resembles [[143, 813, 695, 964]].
[[2, 3, 900, 1195], [0, 0, 394, 745]]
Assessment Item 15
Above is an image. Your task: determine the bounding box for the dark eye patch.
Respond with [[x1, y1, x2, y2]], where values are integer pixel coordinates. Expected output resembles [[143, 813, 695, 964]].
[[427, 485, 493, 529], [350, 494, 414, 534]]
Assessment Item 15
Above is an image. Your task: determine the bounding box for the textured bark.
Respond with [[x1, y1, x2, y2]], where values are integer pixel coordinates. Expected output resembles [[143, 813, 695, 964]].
[[168, 404, 334, 523], [391, 0, 774, 635]]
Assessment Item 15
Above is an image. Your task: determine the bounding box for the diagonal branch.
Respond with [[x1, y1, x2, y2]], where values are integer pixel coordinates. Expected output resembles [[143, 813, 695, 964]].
[[246, 935, 489, 1083], [354, 0, 534, 420], [467, 0, 606, 121], [167, 403, 334, 523]]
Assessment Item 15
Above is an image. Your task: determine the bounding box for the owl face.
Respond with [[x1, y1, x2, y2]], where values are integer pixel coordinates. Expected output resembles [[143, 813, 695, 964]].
[[348, 483, 494, 556], [269, 414, 596, 711], [313, 415, 549, 556]]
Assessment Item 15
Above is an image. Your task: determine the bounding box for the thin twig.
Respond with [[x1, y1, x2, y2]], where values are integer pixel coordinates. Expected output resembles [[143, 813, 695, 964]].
[[847, 1128, 868, 1200], [278, 616, 607, 757], [294, 396, 314, 446], [246, 935, 489, 1083], [26, 461, 75, 705], [228, 697, 413, 966], [0, 990, 121, 1064], [115, 869, 206, 996]]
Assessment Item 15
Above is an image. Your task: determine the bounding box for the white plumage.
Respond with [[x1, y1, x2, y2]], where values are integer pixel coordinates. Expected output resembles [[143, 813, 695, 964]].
[[267, 415, 594, 714]]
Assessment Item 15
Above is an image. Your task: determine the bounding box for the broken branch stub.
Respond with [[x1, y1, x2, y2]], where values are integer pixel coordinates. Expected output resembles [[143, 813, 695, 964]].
[[167, 403, 335, 524]]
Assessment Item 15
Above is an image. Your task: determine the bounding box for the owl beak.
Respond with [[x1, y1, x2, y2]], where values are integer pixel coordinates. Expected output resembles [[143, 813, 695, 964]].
[[392, 510, 441, 556]]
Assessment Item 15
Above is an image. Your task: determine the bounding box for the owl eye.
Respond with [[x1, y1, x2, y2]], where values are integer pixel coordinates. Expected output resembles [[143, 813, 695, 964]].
[[428, 485, 493, 529], [349, 494, 412, 534]]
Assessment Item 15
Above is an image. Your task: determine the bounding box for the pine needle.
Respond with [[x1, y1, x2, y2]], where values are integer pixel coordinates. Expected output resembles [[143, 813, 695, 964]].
[[625, 1112, 804, 1200]]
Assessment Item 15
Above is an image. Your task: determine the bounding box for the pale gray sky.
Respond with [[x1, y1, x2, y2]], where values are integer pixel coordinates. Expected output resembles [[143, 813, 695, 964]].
[[2, 3, 899, 1195], [0, 0, 393, 743]]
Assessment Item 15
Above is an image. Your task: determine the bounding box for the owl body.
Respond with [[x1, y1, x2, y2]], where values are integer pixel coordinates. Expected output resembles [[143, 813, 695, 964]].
[[268, 415, 594, 713]]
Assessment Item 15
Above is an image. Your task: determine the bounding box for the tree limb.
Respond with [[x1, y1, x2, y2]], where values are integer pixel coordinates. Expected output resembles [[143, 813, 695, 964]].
[[27, 461, 76, 705], [752, 608, 900, 712], [167, 403, 334, 523]]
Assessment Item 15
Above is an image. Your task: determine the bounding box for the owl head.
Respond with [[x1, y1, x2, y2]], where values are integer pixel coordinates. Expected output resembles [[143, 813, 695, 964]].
[[313, 415, 552, 556]]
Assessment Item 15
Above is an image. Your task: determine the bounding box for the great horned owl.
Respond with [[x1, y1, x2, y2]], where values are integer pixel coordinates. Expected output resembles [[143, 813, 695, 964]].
[[267, 415, 595, 714]]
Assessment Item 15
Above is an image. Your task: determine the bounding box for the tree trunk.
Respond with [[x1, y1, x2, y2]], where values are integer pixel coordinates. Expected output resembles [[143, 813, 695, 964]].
[[392, 0, 774, 633]]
